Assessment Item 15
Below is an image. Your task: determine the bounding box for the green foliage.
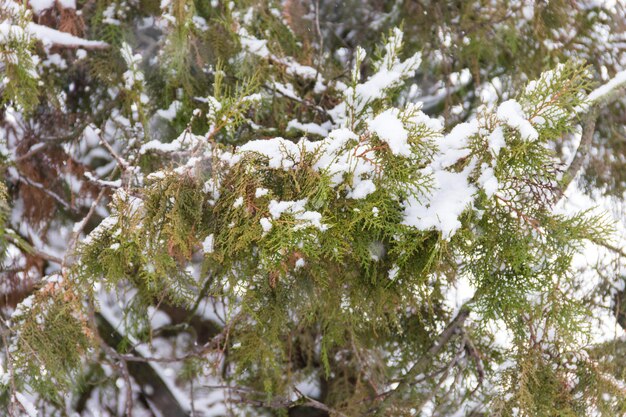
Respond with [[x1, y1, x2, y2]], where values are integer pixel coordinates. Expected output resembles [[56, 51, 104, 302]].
[[10, 284, 93, 402], [87, 58, 610, 415], [0, 5, 38, 112], [63, 24, 618, 412], [78, 188, 198, 312], [0, 180, 7, 242], [3, 1, 626, 416]]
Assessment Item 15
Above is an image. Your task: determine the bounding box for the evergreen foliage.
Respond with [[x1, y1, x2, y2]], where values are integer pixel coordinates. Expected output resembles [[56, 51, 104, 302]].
[[1, 1, 626, 416]]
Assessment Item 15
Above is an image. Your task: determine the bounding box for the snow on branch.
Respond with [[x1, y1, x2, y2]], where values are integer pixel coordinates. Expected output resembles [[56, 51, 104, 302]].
[[27, 22, 107, 49], [587, 70, 626, 104]]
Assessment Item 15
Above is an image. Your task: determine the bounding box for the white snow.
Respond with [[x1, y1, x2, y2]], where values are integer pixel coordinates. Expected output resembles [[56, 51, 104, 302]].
[[82, 215, 118, 246], [140, 131, 204, 154], [350, 52, 422, 113], [433, 120, 476, 168], [237, 138, 300, 169], [268, 199, 326, 231], [57, 0, 76, 9], [15, 392, 37, 417], [478, 165, 499, 197], [202, 234, 214, 254], [259, 217, 273, 234], [388, 265, 399, 280], [326, 30, 422, 124], [102, 3, 120, 25], [237, 26, 323, 86], [487, 126, 506, 156], [27, 22, 107, 48], [587, 69, 626, 104], [402, 168, 476, 239], [233, 196, 244, 208], [238, 28, 270, 57], [367, 109, 411, 156], [405, 102, 444, 132], [287, 119, 329, 137], [268, 199, 305, 219], [443, 274, 476, 318], [348, 179, 376, 199], [156, 100, 181, 121], [28, 0, 54, 14], [273, 81, 300, 101], [255, 188, 269, 198], [496, 99, 538, 141]]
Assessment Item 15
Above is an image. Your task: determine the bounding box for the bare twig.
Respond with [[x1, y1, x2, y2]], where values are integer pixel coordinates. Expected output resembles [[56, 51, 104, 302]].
[[0, 320, 18, 417], [5, 233, 63, 265], [13, 101, 118, 163], [63, 189, 106, 269], [16, 175, 76, 213], [100, 137, 130, 171], [314, 0, 324, 67], [224, 385, 350, 417], [412, 337, 467, 414], [295, 387, 350, 417], [557, 72, 626, 202], [557, 109, 598, 201], [86, 304, 134, 417], [370, 305, 472, 416], [100, 340, 134, 417]]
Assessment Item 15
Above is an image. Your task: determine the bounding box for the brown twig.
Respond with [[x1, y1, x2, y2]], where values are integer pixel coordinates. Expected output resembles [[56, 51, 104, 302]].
[[63, 188, 106, 269], [16, 175, 76, 213], [556, 109, 598, 201], [86, 304, 134, 417], [369, 305, 472, 416], [5, 233, 63, 265]]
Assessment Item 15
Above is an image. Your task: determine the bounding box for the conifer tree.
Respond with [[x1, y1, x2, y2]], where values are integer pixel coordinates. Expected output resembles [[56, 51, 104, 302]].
[[1, 1, 626, 416]]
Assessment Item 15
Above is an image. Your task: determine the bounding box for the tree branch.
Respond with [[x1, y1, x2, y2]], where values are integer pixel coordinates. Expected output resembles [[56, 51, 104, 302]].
[[94, 312, 190, 417], [370, 305, 471, 416], [557, 109, 598, 201], [557, 71, 626, 201]]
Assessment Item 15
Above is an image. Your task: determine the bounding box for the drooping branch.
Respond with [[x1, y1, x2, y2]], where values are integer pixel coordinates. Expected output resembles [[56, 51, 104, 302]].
[[27, 22, 108, 50], [221, 385, 350, 417], [4, 233, 63, 265], [95, 312, 190, 417], [370, 305, 472, 416], [557, 71, 626, 201], [555, 71, 626, 333], [557, 109, 598, 201]]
